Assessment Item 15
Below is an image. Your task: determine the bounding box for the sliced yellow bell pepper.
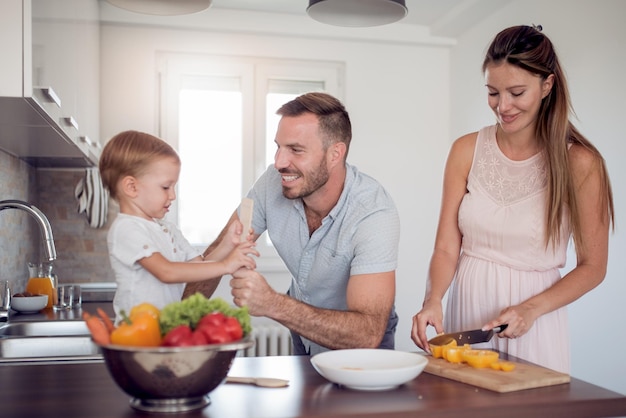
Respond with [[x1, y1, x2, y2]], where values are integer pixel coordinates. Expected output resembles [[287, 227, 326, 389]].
[[462, 349, 499, 368], [431, 339, 456, 359], [490, 360, 516, 372], [443, 344, 471, 363]]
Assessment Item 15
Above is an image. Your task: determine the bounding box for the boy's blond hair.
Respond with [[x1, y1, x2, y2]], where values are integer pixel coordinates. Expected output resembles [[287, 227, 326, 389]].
[[99, 130, 180, 201]]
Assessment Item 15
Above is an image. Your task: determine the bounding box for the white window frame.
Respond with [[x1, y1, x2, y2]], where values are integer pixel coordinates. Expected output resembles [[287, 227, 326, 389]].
[[157, 53, 345, 272]]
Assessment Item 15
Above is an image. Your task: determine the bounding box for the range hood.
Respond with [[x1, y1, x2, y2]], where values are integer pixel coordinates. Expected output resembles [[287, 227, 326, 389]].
[[0, 93, 99, 168], [0, 0, 101, 169]]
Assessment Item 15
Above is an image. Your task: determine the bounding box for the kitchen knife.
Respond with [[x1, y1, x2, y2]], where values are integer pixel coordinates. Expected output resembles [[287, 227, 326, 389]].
[[427, 324, 508, 346]]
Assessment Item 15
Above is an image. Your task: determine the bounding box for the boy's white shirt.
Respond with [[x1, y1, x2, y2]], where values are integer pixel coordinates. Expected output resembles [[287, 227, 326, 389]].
[[107, 213, 201, 323]]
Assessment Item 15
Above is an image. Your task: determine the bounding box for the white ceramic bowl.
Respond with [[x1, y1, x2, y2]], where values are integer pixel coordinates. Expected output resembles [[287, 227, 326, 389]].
[[311, 349, 428, 391], [10, 294, 48, 313]]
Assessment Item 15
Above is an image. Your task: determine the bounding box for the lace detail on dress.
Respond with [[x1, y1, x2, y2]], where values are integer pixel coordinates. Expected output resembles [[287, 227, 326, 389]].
[[473, 126, 547, 206]]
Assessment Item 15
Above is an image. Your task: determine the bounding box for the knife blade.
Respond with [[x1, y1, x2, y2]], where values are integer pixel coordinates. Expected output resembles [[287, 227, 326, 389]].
[[427, 324, 508, 346]]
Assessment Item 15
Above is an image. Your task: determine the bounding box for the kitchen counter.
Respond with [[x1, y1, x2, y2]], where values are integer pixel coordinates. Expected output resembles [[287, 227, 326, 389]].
[[6, 301, 114, 323], [8, 282, 117, 322], [1, 352, 625, 417]]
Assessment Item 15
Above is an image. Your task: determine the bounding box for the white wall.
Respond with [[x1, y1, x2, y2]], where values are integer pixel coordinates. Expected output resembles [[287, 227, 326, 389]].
[[449, 0, 626, 395], [100, 0, 625, 395], [99, 8, 451, 363]]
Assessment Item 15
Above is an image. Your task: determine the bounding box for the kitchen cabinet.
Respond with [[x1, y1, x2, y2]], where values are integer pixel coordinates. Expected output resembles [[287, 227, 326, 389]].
[[0, 0, 100, 168]]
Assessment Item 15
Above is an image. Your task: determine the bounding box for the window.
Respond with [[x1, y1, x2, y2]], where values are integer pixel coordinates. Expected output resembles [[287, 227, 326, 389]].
[[158, 54, 344, 265], [177, 77, 242, 244]]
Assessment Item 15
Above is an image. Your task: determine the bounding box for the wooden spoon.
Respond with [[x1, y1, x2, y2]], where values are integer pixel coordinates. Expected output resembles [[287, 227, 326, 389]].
[[225, 376, 289, 388]]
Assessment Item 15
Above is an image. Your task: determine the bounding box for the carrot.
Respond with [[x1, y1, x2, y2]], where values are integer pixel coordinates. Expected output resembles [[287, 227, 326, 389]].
[[83, 311, 111, 345], [97, 308, 116, 333]]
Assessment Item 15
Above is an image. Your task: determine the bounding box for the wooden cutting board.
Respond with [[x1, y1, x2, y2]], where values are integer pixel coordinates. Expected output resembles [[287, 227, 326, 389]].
[[424, 356, 570, 393]]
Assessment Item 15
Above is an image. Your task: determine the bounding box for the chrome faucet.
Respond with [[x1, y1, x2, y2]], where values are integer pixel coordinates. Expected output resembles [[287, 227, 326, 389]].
[[0, 199, 57, 261]]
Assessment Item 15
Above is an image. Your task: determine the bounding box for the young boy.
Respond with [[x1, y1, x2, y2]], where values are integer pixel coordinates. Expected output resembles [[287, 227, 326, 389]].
[[99, 130, 258, 322]]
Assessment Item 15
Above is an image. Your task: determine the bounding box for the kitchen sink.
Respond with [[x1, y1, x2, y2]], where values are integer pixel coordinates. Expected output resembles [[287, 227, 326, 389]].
[[0, 320, 102, 363], [0, 336, 101, 362], [0, 320, 89, 337]]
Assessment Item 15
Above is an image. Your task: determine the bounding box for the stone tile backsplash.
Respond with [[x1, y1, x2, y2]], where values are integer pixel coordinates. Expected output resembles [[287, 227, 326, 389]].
[[0, 150, 116, 294], [0, 151, 38, 292], [36, 169, 117, 287]]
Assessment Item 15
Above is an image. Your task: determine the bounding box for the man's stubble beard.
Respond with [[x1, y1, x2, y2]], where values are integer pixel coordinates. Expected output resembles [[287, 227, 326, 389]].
[[281, 158, 330, 200]]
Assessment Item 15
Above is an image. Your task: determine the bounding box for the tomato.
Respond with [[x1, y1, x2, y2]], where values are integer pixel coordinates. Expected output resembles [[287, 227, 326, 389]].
[[175, 312, 246, 345], [222, 316, 243, 340], [195, 312, 244, 343], [197, 312, 226, 329], [162, 325, 194, 347], [198, 324, 231, 344], [190, 329, 209, 345]]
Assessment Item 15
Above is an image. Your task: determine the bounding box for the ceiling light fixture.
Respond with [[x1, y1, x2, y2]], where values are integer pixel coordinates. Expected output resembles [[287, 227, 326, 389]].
[[307, 0, 407, 27], [105, 0, 212, 16]]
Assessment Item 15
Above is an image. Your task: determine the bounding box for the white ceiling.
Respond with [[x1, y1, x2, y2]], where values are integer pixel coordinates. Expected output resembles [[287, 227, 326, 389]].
[[209, 0, 510, 37], [98, 0, 511, 38], [210, 0, 463, 27]]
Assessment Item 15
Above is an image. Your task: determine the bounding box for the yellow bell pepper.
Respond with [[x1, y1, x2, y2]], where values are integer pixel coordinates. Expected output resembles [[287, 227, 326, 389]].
[[110, 310, 162, 347], [129, 302, 160, 320], [461, 349, 499, 368], [443, 344, 471, 364], [431, 339, 456, 359], [490, 360, 516, 372]]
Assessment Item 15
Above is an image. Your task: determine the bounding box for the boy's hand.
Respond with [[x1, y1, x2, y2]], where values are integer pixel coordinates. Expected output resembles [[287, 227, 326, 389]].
[[222, 241, 259, 273]]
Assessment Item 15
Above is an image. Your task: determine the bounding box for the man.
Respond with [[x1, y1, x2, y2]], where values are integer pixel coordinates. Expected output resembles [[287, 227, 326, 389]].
[[186, 92, 399, 355]]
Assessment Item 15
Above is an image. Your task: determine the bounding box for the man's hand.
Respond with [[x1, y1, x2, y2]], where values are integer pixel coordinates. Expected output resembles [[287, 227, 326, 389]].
[[229, 267, 277, 316]]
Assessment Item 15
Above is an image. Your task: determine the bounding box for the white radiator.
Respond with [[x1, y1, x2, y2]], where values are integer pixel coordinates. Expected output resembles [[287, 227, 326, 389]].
[[242, 324, 292, 357]]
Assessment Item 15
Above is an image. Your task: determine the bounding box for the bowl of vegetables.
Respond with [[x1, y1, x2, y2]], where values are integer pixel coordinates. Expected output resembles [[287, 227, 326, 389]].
[[84, 294, 254, 413]]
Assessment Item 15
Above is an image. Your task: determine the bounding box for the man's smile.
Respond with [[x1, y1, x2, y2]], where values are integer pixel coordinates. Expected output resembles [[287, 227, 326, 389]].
[[281, 174, 300, 182]]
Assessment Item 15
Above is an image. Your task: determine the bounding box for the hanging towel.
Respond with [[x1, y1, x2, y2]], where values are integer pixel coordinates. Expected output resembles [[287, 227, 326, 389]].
[[75, 167, 109, 228]]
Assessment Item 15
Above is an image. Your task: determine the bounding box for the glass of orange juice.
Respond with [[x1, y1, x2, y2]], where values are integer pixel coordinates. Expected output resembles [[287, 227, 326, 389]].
[[26, 262, 57, 309]]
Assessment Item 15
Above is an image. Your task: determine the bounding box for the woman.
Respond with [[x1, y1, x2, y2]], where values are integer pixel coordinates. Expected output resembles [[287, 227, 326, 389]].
[[410, 25, 614, 373]]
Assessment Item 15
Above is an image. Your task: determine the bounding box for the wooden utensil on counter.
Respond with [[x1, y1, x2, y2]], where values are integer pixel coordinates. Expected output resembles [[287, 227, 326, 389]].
[[225, 376, 289, 388]]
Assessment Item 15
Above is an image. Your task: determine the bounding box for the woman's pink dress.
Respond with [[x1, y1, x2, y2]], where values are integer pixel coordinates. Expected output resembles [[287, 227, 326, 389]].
[[446, 124, 571, 373]]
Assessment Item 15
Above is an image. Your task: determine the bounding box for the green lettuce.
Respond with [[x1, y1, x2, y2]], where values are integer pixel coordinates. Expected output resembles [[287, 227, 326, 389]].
[[159, 293, 251, 336]]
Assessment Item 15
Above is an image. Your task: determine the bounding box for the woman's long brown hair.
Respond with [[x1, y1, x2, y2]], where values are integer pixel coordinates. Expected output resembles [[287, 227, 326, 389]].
[[483, 25, 614, 253]]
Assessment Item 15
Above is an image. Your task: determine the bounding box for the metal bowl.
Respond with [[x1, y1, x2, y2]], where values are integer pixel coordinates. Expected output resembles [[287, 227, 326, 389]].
[[99, 337, 254, 413]]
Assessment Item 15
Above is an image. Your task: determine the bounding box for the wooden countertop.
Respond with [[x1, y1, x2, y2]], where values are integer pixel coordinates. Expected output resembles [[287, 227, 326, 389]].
[[0, 354, 625, 418]]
